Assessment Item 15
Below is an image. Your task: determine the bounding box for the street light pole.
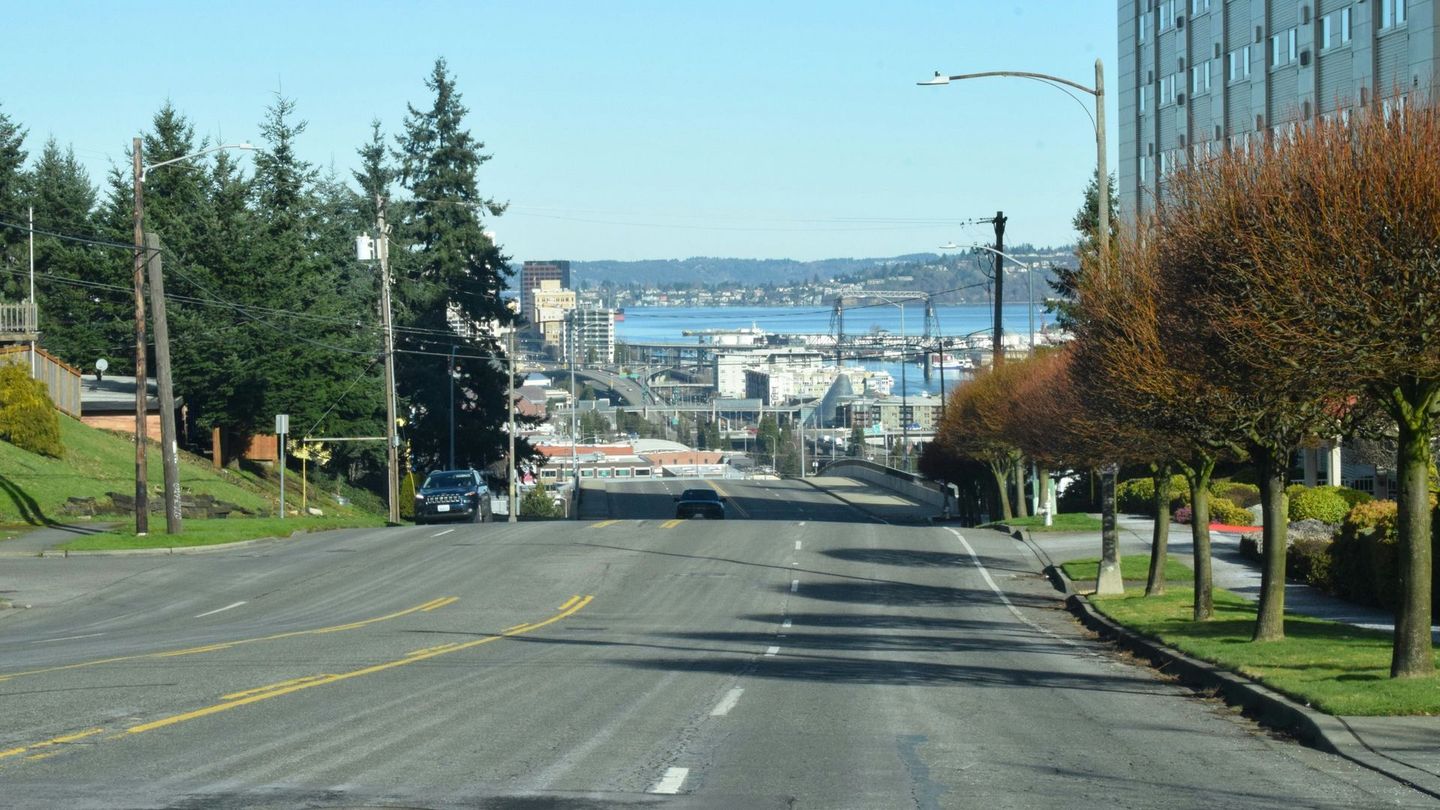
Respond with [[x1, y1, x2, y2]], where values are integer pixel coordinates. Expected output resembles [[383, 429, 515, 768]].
[[921, 60, 1116, 591], [134, 139, 254, 535]]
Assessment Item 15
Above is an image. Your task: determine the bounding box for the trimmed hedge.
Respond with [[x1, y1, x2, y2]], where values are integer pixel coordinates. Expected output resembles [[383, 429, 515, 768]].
[[1210, 480, 1260, 508], [1329, 500, 1399, 611], [0, 362, 63, 458], [1209, 497, 1256, 526], [1117, 475, 1190, 515], [1289, 486, 1352, 525]]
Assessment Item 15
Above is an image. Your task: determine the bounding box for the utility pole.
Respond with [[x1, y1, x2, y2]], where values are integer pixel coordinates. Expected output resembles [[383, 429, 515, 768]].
[[376, 196, 399, 524], [131, 137, 149, 535], [145, 233, 182, 533], [448, 345, 456, 469], [991, 210, 1007, 367], [27, 206, 34, 375], [507, 325, 518, 522]]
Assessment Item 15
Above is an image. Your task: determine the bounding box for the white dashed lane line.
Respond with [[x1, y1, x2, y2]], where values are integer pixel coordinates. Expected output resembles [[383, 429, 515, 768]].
[[194, 601, 246, 619], [710, 688, 745, 716], [650, 767, 690, 794], [764, 646, 780, 656]]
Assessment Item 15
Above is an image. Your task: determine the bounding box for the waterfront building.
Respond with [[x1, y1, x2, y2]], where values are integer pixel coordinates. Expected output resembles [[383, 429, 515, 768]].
[[521, 260, 572, 324], [1119, 0, 1437, 221], [841, 395, 943, 435]]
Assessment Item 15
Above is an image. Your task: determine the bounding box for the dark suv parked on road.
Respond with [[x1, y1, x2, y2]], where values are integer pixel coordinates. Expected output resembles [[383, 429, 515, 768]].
[[414, 469, 492, 524], [674, 488, 726, 520]]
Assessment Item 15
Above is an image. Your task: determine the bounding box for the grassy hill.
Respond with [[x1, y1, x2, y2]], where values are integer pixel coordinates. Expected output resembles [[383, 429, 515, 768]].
[[0, 415, 382, 526]]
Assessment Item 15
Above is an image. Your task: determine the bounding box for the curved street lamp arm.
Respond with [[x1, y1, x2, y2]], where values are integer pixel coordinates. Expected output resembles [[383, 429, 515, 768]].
[[141, 142, 255, 181], [923, 70, 1096, 96]]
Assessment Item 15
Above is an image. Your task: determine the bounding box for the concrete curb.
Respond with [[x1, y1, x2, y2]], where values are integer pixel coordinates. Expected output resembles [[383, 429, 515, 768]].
[[1010, 528, 1440, 800], [0, 524, 388, 559]]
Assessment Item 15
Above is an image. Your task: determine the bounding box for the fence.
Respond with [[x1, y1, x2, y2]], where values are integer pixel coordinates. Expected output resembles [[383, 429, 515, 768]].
[[0, 302, 37, 335], [0, 344, 83, 418]]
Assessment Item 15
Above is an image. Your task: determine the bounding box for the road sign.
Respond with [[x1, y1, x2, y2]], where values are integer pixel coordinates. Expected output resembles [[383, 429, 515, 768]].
[[275, 414, 290, 435]]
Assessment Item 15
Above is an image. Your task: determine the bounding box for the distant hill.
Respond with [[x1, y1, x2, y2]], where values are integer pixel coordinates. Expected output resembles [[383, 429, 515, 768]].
[[559, 247, 1075, 289]]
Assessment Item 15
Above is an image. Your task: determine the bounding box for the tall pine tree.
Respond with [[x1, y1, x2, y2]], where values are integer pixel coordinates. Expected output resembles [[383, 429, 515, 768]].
[[392, 59, 516, 471]]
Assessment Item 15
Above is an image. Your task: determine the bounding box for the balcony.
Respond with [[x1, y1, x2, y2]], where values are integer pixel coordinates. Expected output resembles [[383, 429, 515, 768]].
[[0, 301, 37, 341]]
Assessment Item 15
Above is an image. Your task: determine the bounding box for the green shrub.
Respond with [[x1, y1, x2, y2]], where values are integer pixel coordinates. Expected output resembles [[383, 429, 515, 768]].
[[1330, 500, 1399, 610], [1289, 486, 1351, 525], [1288, 536, 1335, 591], [1117, 475, 1190, 515], [1209, 480, 1260, 508], [1209, 498, 1256, 526], [520, 480, 562, 518], [399, 471, 417, 521], [0, 362, 63, 458]]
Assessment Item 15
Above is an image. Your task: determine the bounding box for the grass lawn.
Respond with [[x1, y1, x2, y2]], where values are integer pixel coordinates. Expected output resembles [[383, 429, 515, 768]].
[[0, 523, 31, 543], [985, 513, 1103, 533], [1062, 555, 1193, 583], [1091, 588, 1440, 715], [57, 515, 387, 551], [0, 415, 381, 526]]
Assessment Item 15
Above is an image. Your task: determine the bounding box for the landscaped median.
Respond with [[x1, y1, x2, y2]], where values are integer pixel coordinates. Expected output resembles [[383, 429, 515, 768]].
[[984, 513, 1102, 533], [56, 516, 388, 552], [1064, 563, 1440, 716]]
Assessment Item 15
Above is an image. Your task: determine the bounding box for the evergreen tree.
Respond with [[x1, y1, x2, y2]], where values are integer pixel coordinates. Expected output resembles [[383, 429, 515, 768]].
[[0, 104, 29, 300], [391, 59, 517, 471], [1048, 169, 1117, 329], [26, 139, 123, 368]]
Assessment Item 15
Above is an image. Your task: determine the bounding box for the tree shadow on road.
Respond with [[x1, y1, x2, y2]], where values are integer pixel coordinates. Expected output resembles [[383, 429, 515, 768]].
[[780, 579, 1059, 612]]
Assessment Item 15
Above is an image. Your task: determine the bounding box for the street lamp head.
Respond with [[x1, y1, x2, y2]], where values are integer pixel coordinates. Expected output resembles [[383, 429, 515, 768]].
[[937, 242, 960, 250], [916, 71, 950, 86], [236, 142, 256, 151]]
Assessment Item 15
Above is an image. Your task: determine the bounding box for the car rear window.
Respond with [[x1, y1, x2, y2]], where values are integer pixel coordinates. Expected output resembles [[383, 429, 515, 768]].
[[681, 489, 720, 500], [424, 472, 473, 488]]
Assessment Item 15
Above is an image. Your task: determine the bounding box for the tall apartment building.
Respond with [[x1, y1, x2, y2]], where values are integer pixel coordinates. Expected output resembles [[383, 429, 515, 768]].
[[566, 308, 616, 365], [520, 260, 571, 324], [1119, 0, 1436, 220]]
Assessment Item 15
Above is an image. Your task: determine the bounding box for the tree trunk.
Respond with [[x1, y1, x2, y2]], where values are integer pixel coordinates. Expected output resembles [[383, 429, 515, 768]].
[[1146, 464, 1172, 597], [1095, 465, 1124, 595], [1184, 456, 1216, 621], [1253, 446, 1289, 642], [1388, 380, 1437, 679], [990, 461, 1012, 521], [1013, 457, 1029, 519]]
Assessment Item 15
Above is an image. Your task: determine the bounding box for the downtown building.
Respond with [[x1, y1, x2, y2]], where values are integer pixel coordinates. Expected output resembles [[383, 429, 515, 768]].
[[519, 260, 572, 325], [1118, 0, 1436, 222]]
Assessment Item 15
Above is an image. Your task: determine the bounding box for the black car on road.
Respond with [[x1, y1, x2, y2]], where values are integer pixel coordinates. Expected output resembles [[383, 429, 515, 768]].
[[674, 488, 727, 520], [414, 469, 492, 524]]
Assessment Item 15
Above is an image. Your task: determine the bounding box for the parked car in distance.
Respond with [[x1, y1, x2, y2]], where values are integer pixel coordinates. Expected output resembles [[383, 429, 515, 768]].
[[674, 488, 726, 520], [414, 469, 491, 524]]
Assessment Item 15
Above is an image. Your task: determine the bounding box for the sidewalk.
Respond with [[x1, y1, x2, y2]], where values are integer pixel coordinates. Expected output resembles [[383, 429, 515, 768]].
[[1015, 515, 1440, 798], [0, 522, 117, 556], [800, 476, 939, 524]]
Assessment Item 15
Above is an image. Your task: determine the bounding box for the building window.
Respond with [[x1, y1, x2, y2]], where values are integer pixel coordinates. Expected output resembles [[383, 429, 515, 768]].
[[1322, 8, 1351, 50], [1270, 27, 1297, 67], [1381, 0, 1406, 30], [1159, 0, 1174, 30], [1190, 0, 1209, 13], [1139, 155, 1148, 183], [1191, 61, 1212, 95], [1138, 11, 1149, 42], [1139, 84, 1148, 113], [1227, 46, 1251, 82]]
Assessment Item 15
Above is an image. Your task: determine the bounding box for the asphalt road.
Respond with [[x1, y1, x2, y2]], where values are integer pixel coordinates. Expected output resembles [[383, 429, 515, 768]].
[[0, 481, 1431, 808]]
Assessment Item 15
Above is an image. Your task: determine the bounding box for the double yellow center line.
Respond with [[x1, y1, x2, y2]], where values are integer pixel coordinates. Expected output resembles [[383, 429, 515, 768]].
[[2, 594, 595, 762], [0, 597, 458, 684]]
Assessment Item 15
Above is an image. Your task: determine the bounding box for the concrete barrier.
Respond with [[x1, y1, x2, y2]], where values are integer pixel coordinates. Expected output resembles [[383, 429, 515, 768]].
[[815, 459, 951, 512]]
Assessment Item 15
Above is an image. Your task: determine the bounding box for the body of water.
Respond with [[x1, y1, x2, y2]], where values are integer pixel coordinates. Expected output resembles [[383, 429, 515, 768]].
[[615, 304, 1051, 398]]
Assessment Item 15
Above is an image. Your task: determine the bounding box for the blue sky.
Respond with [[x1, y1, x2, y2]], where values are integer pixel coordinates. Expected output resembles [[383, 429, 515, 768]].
[[3, 1, 1117, 262]]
